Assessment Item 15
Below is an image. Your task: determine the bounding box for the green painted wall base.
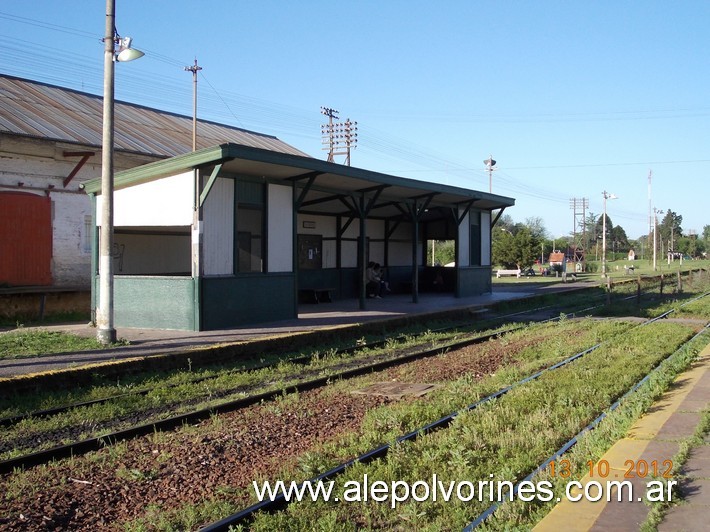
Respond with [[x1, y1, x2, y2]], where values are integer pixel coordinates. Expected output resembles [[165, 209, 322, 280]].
[[113, 276, 196, 330], [457, 267, 492, 296], [201, 273, 295, 330]]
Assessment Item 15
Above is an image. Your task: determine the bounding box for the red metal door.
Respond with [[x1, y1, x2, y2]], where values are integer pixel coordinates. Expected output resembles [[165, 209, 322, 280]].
[[0, 192, 53, 286]]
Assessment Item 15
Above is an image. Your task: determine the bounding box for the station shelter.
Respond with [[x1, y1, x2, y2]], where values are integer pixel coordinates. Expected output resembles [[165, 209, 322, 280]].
[[82, 143, 515, 330]]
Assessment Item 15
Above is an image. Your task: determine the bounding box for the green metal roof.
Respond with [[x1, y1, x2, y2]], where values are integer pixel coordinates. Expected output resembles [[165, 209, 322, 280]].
[[83, 143, 515, 217]]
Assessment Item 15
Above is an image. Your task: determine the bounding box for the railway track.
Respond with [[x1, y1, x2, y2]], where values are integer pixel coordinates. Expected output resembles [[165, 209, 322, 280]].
[[1, 289, 705, 476], [0, 282, 646, 430], [464, 321, 710, 530], [0, 290, 623, 462], [197, 295, 709, 531]]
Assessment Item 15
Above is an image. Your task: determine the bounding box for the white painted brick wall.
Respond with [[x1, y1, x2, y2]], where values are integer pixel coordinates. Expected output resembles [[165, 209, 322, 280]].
[[0, 137, 159, 287]]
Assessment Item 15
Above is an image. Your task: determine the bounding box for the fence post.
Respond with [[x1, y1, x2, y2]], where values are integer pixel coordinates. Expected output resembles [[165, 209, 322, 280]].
[[660, 274, 664, 296], [636, 275, 641, 305]]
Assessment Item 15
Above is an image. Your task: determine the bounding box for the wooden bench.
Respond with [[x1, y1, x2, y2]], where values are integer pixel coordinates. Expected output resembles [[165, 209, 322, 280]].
[[496, 269, 521, 278], [298, 287, 335, 304]]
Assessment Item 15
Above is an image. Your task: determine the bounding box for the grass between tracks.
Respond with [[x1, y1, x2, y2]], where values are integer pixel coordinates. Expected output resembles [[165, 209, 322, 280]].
[[236, 322, 701, 531], [107, 318, 627, 531], [0, 322, 522, 460]]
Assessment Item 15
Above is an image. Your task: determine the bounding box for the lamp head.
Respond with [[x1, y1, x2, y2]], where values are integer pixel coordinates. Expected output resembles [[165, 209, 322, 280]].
[[116, 37, 144, 62]]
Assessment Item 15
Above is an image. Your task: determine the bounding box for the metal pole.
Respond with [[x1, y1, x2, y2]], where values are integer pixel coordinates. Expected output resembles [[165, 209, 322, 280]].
[[97, 0, 117, 344], [602, 193, 607, 277], [653, 211, 657, 271], [185, 59, 202, 151]]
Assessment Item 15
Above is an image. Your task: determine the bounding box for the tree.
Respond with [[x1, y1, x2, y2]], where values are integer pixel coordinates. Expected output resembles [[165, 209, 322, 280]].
[[524, 216, 549, 241], [493, 226, 539, 269], [611, 225, 630, 251], [431, 240, 455, 266], [659, 210, 683, 250]]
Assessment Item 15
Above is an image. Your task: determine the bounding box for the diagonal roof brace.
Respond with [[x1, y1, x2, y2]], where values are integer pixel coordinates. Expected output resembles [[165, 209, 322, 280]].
[[406, 192, 436, 220], [199, 163, 224, 207], [300, 193, 347, 208], [294, 172, 323, 209], [338, 215, 356, 238], [62, 151, 95, 188], [491, 207, 507, 227], [452, 198, 478, 225]]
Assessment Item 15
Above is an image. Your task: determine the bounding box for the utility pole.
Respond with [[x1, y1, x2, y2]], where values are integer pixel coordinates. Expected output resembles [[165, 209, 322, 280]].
[[321, 107, 358, 165], [484, 156, 496, 193], [653, 207, 661, 271], [601, 191, 618, 277], [648, 170, 656, 262], [184, 58, 202, 151]]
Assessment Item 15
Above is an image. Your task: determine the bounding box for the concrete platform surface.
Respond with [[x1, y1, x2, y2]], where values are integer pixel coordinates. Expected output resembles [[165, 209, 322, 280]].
[[0, 282, 596, 378], [535, 341, 710, 532]]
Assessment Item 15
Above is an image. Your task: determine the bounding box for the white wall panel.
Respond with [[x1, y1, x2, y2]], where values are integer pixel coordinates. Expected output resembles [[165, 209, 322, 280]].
[[203, 177, 234, 275], [388, 242, 412, 266], [458, 210, 470, 267], [98, 171, 194, 227], [297, 214, 336, 238], [366, 219, 385, 239], [268, 184, 293, 272]]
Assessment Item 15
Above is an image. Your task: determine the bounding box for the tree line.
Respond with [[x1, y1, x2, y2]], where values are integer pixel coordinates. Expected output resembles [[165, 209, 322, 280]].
[[490, 211, 708, 270]]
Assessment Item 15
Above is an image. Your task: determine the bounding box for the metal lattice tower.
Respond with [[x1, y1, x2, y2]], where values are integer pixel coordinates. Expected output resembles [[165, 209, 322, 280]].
[[569, 197, 589, 264]]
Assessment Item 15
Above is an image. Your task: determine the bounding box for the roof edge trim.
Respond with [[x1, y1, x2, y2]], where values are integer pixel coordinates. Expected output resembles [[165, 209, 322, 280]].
[[82, 144, 231, 194]]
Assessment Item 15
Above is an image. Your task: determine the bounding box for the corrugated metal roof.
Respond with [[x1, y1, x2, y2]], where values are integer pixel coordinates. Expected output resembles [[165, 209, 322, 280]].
[[0, 75, 309, 158]]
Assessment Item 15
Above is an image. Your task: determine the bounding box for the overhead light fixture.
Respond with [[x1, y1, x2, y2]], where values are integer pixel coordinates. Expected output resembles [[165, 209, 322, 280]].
[[116, 36, 144, 62]]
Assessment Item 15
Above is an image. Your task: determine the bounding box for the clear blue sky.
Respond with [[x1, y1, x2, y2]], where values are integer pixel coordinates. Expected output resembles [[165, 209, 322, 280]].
[[1, 1, 708, 239]]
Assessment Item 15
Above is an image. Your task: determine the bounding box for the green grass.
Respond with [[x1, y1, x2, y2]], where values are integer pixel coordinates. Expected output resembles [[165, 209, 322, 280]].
[[0, 329, 108, 359], [243, 322, 699, 530], [117, 318, 636, 530]]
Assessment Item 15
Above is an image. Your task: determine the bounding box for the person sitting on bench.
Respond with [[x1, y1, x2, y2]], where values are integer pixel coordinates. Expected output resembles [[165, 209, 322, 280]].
[[366, 262, 390, 298]]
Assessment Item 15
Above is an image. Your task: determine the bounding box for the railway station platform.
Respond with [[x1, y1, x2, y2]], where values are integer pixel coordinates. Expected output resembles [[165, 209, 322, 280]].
[[0, 281, 597, 379], [534, 341, 710, 531]]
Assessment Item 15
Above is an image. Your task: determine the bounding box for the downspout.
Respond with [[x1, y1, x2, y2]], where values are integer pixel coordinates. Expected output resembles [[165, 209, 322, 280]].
[[89, 193, 98, 325], [292, 181, 299, 317], [358, 196, 367, 310], [411, 199, 419, 304]]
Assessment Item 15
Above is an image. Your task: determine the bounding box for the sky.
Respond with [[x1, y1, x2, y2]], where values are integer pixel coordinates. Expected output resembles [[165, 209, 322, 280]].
[[1, 1, 708, 239]]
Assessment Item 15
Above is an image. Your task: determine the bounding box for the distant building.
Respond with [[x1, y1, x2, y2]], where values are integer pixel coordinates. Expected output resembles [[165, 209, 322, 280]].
[[0, 75, 305, 288]]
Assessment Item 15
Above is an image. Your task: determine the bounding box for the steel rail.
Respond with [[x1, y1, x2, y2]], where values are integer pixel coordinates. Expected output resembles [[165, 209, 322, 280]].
[[200, 291, 709, 530], [2, 290, 703, 476], [464, 322, 710, 530], [0, 325, 519, 474], [198, 304, 695, 531], [0, 291, 599, 428], [0, 275, 656, 429]]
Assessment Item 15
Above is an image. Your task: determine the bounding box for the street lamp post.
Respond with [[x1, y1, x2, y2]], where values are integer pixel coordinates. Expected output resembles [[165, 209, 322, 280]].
[[484, 156, 496, 193], [97, 0, 143, 345], [601, 190, 618, 277]]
